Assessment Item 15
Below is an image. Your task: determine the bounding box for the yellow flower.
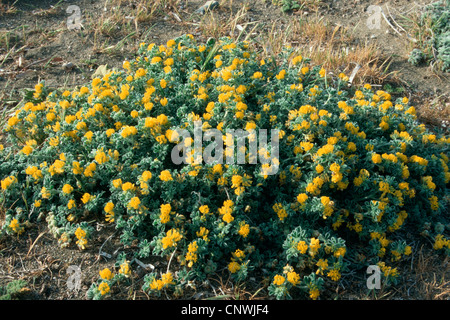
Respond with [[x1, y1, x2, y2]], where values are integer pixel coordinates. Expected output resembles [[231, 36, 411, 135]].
[[272, 275, 285, 286], [1, 175, 17, 190], [228, 261, 241, 273], [253, 71, 263, 79], [128, 197, 141, 210], [120, 125, 137, 138], [422, 176, 436, 191], [119, 262, 131, 276], [105, 210, 115, 223], [316, 259, 328, 275], [104, 202, 114, 213], [21, 145, 33, 155], [123, 60, 131, 71], [161, 229, 183, 249], [286, 271, 300, 286], [222, 212, 234, 223], [327, 269, 341, 281], [121, 182, 135, 192], [150, 279, 164, 291], [297, 241, 308, 254], [222, 69, 232, 81], [83, 162, 97, 177], [160, 203, 171, 224], [276, 69, 286, 80], [372, 153, 382, 164], [196, 227, 209, 241], [81, 193, 91, 204], [67, 199, 76, 210], [238, 221, 250, 238], [141, 171, 152, 182], [309, 287, 320, 300], [112, 179, 122, 188], [199, 205, 209, 215], [379, 120, 389, 131], [433, 234, 449, 250], [98, 282, 110, 296], [292, 55, 302, 65], [315, 164, 324, 173], [296, 193, 308, 204], [309, 238, 320, 256], [7, 116, 19, 127], [159, 170, 173, 181], [233, 249, 245, 260], [319, 67, 326, 77], [186, 241, 199, 266], [429, 196, 439, 211], [84, 131, 94, 141], [334, 247, 346, 258], [300, 142, 314, 152], [41, 187, 51, 199], [99, 268, 113, 280], [161, 272, 174, 286], [272, 203, 288, 221], [9, 218, 24, 234], [72, 161, 83, 175], [321, 196, 331, 207], [75, 227, 86, 240], [62, 184, 74, 194], [151, 56, 162, 64]]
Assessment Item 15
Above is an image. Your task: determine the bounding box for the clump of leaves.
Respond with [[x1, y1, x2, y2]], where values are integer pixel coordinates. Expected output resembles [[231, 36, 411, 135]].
[[408, 48, 426, 66], [0, 279, 28, 300], [410, 0, 450, 71]]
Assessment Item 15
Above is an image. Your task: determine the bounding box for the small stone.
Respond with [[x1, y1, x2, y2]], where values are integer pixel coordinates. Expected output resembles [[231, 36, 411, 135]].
[[63, 62, 74, 71], [196, 1, 219, 15]]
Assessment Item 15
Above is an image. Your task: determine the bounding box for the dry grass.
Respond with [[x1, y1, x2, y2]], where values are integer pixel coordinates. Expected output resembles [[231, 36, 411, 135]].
[[86, 0, 182, 53], [194, 5, 253, 40], [251, 14, 394, 86], [189, 2, 394, 86], [416, 94, 450, 132], [403, 245, 450, 300]]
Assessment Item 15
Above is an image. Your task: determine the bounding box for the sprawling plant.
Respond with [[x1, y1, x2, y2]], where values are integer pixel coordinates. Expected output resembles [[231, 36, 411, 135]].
[[1, 35, 448, 299]]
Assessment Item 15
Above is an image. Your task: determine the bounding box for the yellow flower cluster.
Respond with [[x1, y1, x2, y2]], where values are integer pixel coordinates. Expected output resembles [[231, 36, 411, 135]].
[[104, 202, 115, 223], [149, 272, 174, 291], [218, 199, 234, 224], [75, 227, 87, 250], [230, 174, 252, 196], [228, 249, 246, 274], [1, 176, 17, 190], [433, 234, 450, 251], [185, 241, 199, 267], [161, 229, 183, 249], [273, 203, 288, 221], [8, 218, 24, 235]]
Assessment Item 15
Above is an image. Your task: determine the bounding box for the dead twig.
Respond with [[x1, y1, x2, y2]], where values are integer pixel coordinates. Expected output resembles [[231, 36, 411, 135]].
[[380, 8, 403, 36], [26, 231, 47, 258]]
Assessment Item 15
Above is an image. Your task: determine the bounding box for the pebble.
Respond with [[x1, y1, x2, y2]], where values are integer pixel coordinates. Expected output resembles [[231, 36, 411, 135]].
[[196, 1, 219, 15], [63, 62, 74, 71]]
